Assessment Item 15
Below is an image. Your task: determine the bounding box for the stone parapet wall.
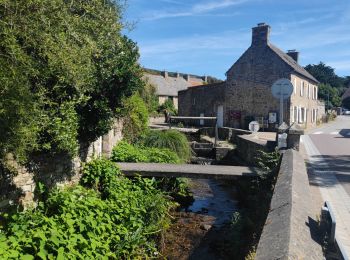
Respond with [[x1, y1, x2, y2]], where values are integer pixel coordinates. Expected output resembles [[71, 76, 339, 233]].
[[255, 149, 323, 259], [236, 134, 273, 166]]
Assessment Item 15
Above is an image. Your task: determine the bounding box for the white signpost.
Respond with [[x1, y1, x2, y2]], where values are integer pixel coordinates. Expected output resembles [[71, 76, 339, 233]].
[[271, 78, 293, 125], [249, 121, 260, 132]]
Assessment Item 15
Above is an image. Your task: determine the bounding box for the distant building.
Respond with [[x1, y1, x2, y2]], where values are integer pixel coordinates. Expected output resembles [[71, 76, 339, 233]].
[[143, 69, 221, 109], [179, 23, 323, 129]]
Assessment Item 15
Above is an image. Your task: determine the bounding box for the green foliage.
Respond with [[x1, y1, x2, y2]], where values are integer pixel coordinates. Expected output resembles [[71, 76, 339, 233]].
[[141, 130, 191, 162], [305, 62, 346, 90], [0, 0, 144, 161], [256, 149, 281, 176], [305, 62, 349, 108], [111, 141, 180, 164], [158, 99, 177, 115], [318, 83, 342, 109], [0, 158, 174, 258], [139, 82, 159, 114], [117, 94, 149, 144], [111, 141, 193, 203], [80, 158, 121, 197]]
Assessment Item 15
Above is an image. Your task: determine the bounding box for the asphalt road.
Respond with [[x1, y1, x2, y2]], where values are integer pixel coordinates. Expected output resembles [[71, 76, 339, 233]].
[[302, 115, 350, 256], [307, 115, 350, 194]]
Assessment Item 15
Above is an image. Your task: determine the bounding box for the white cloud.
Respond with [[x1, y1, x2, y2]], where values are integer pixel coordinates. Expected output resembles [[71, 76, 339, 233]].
[[139, 29, 250, 57], [143, 0, 249, 20]]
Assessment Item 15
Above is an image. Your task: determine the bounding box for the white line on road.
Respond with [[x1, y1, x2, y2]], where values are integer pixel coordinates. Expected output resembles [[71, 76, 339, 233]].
[[313, 131, 323, 135], [330, 131, 339, 135]]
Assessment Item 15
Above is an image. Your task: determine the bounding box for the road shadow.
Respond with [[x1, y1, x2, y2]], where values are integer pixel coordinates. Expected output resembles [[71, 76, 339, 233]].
[[307, 155, 350, 188], [336, 129, 350, 138]]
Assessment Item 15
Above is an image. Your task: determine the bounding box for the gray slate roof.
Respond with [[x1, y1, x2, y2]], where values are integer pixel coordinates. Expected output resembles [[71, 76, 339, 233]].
[[269, 44, 319, 83], [143, 74, 190, 96]]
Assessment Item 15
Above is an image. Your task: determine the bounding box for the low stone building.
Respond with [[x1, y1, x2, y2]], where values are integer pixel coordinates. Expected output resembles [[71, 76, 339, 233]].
[[179, 23, 322, 129], [143, 69, 219, 109]]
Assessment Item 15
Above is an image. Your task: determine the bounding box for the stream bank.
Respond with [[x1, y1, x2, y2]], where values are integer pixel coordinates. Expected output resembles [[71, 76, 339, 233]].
[[161, 178, 239, 259]]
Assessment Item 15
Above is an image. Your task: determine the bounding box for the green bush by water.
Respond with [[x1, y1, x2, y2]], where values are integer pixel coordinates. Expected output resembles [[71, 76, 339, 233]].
[[111, 141, 193, 207], [0, 159, 173, 259], [111, 140, 180, 164], [141, 130, 191, 162]]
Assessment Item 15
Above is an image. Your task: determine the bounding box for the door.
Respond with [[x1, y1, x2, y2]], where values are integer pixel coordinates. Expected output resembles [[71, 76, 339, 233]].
[[217, 105, 224, 127]]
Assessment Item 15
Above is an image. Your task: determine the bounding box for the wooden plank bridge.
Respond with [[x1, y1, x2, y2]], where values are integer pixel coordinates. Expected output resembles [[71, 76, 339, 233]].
[[117, 163, 259, 180]]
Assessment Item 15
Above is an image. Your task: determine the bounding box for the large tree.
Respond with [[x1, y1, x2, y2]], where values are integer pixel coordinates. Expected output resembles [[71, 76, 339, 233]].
[[0, 0, 144, 161], [305, 62, 348, 109]]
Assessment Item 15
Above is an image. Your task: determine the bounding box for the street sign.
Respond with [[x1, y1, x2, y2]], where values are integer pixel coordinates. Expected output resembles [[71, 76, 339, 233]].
[[271, 78, 293, 100], [271, 78, 293, 125], [249, 121, 260, 132]]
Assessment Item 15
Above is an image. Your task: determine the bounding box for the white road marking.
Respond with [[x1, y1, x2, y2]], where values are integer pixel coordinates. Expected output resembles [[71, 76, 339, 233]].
[[330, 131, 339, 135], [313, 131, 323, 135]]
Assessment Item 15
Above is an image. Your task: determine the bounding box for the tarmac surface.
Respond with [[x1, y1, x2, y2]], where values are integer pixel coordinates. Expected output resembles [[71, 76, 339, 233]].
[[302, 115, 350, 258]]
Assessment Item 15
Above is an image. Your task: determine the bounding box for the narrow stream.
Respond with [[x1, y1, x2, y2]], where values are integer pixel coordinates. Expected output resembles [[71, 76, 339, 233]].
[[161, 178, 239, 260]]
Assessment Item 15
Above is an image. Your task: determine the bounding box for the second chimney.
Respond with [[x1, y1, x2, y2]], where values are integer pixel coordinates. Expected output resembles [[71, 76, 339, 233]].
[[252, 23, 270, 46], [287, 50, 299, 63]]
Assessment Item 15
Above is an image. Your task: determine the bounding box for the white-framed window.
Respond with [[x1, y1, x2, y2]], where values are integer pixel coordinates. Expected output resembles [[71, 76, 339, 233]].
[[299, 107, 305, 123], [291, 106, 294, 123], [294, 78, 297, 95], [294, 106, 298, 123], [315, 87, 318, 100], [300, 81, 304, 96], [307, 83, 310, 99]]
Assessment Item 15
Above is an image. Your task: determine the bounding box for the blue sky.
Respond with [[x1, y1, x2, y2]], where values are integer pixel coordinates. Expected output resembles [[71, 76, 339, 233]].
[[123, 0, 350, 80]]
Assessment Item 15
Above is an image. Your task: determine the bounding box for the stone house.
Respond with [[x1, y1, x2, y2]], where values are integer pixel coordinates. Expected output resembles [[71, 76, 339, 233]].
[[143, 69, 211, 109], [179, 23, 322, 129]]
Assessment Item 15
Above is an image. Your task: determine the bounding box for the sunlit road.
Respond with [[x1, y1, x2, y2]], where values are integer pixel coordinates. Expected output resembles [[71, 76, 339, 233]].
[[302, 115, 350, 257]]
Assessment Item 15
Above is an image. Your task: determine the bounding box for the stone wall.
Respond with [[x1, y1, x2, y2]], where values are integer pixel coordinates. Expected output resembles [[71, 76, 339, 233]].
[[236, 134, 274, 166], [255, 149, 323, 259], [0, 119, 124, 210], [198, 127, 252, 143], [178, 83, 225, 124]]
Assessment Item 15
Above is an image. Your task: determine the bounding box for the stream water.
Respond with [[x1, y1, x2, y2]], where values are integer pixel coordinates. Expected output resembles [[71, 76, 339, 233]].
[[161, 178, 239, 260]]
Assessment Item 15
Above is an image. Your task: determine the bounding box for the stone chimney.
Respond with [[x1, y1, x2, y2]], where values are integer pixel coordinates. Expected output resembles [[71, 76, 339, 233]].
[[287, 49, 299, 63], [162, 71, 168, 78], [176, 72, 180, 78], [252, 23, 270, 46], [184, 74, 190, 81]]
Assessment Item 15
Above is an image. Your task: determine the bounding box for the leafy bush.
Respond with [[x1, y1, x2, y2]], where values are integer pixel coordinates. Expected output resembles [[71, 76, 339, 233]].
[[111, 141, 192, 204], [111, 141, 180, 164], [0, 0, 144, 161], [117, 94, 149, 144], [141, 130, 191, 162], [158, 99, 177, 115], [0, 159, 173, 258]]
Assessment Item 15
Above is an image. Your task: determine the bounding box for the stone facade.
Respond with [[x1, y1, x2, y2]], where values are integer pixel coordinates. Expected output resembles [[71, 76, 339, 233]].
[[178, 23, 322, 130], [144, 69, 216, 110], [178, 83, 225, 124], [0, 119, 124, 210]]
